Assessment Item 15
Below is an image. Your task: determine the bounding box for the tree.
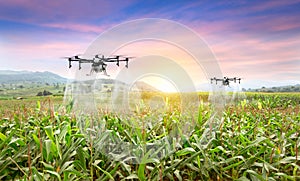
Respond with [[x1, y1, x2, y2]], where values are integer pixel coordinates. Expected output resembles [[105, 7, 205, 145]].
[[37, 90, 53, 96], [43, 90, 52, 96]]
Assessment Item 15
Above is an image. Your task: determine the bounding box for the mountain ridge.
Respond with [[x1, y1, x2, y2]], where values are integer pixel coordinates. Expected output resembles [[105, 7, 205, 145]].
[[0, 70, 67, 84]]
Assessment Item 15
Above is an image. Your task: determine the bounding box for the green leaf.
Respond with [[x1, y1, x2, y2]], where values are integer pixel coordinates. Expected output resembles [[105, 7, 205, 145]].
[[32, 167, 44, 181], [245, 170, 265, 181], [41, 161, 54, 171], [176, 147, 196, 156], [45, 139, 53, 162], [92, 163, 114, 180], [223, 160, 244, 171], [59, 161, 73, 173], [174, 170, 182, 181], [32, 134, 41, 149], [36, 100, 41, 110], [55, 136, 61, 159], [237, 176, 250, 181], [138, 164, 146, 181], [0, 132, 7, 141], [209, 146, 228, 153], [44, 126, 55, 141], [9, 137, 26, 147], [278, 156, 296, 164], [123, 174, 138, 180], [221, 156, 245, 165], [45, 170, 61, 181], [274, 173, 294, 180], [240, 137, 267, 154]]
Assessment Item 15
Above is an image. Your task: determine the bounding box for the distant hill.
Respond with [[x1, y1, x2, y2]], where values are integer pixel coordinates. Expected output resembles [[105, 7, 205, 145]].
[[246, 84, 300, 92], [0, 70, 67, 84]]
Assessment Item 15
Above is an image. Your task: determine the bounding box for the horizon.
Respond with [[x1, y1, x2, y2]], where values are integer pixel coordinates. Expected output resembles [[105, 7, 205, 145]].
[[1, 1, 299, 89], [0, 69, 299, 91]]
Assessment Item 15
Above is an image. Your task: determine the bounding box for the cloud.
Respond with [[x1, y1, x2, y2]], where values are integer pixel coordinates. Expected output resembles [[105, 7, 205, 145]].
[[41, 23, 107, 33], [207, 32, 300, 80], [0, 0, 299, 85], [0, 39, 90, 77]]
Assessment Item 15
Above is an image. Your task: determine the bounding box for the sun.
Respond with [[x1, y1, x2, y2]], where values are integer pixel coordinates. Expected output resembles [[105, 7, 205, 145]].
[[140, 76, 178, 93]]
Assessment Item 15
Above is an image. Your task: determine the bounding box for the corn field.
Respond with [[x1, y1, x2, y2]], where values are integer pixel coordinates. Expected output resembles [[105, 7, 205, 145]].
[[0, 93, 299, 180]]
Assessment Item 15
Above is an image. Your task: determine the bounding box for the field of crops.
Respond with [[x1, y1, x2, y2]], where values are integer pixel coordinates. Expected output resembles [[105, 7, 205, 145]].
[[0, 92, 299, 180]]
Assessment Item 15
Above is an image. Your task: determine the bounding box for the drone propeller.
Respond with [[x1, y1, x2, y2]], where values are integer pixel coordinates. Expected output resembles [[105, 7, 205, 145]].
[[61, 54, 82, 60], [71, 54, 82, 59], [122, 56, 135, 59], [237, 77, 243, 84], [61, 56, 75, 68], [232, 77, 242, 84], [61, 56, 72, 59], [95, 54, 104, 59], [112, 54, 126, 57]]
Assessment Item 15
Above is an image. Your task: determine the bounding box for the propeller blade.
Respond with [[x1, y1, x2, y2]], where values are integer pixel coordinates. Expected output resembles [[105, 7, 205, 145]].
[[110, 54, 125, 58], [124, 56, 135, 59], [95, 54, 103, 58]]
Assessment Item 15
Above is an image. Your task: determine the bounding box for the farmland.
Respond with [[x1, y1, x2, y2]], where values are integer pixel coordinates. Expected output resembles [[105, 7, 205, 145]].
[[0, 92, 299, 180]]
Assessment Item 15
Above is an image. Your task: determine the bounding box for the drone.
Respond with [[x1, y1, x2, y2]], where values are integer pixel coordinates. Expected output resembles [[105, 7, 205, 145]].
[[64, 54, 133, 76], [210, 77, 241, 86]]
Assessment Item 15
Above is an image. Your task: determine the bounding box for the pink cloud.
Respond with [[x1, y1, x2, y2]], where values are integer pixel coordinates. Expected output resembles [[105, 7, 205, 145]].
[[193, 16, 300, 39], [0, 40, 89, 77], [207, 32, 300, 80], [246, 15, 300, 32], [42, 23, 107, 33], [2, 40, 88, 60], [183, 16, 300, 81]]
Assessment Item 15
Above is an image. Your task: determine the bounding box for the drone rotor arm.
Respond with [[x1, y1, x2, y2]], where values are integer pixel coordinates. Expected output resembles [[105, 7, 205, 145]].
[[103, 59, 118, 62], [79, 59, 93, 63]]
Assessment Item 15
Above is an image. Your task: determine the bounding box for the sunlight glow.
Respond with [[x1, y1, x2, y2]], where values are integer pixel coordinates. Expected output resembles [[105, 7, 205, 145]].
[[140, 76, 178, 93]]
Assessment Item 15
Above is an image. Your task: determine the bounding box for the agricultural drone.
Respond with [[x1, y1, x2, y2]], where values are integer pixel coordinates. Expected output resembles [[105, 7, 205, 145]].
[[63, 54, 133, 76], [210, 77, 241, 86]]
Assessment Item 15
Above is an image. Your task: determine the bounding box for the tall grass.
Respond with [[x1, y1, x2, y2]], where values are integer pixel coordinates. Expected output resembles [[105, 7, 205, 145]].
[[0, 93, 299, 180]]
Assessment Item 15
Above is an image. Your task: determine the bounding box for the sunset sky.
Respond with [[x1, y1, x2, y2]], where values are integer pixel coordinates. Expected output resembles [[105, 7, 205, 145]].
[[1, 0, 300, 89]]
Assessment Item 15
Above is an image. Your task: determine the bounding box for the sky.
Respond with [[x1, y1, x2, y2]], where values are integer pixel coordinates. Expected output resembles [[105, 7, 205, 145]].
[[0, 0, 300, 89]]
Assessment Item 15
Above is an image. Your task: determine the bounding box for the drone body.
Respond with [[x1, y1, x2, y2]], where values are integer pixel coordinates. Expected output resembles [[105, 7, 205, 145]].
[[210, 76, 241, 86], [64, 54, 132, 76]]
